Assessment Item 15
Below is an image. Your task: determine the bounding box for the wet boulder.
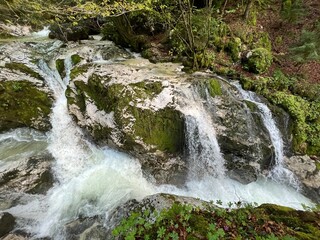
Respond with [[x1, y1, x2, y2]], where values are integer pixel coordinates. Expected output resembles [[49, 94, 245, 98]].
[[284, 155, 320, 202], [0, 153, 54, 194], [0, 60, 53, 133], [0, 212, 15, 238], [65, 217, 107, 240], [196, 79, 273, 184], [66, 62, 186, 184]]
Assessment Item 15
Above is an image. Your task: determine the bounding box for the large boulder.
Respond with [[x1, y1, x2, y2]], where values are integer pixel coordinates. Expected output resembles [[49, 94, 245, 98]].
[[284, 155, 320, 202], [66, 62, 186, 184], [0, 58, 53, 133]]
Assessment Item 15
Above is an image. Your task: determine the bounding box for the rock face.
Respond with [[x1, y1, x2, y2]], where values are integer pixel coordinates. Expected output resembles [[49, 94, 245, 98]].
[[195, 78, 273, 183], [0, 44, 53, 133], [284, 155, 320, 202], [0, 212, 15, 238], [0, 153, 54, 194]]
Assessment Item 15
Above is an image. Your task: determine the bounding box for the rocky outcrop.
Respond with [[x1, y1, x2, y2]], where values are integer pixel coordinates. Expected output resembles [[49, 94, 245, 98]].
[[106, 193, 210, 239], [66, 59, 186, 184], [108, 194, 320, 240], [0, 212, 15, 238], [0, 46, 53, 133], [284, 155, 320, 202], [0, 153, 54, 194], [196, 78, 273, 183]]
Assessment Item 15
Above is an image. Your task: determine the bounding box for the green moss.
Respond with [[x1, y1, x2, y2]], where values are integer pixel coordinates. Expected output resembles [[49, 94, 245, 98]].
[[70, 64, 92, 80], [227, 37, 242, 61], [71, 54, 82, 66], [0, 80, 52, 132], [243, 48, 273, 74], [207, 78, 222, 97], [55, 59, 65, 79], [4, 62, 44, 80], [113, 202, 319, 240], [130, 107, 185, 153], [129, 81, 163, 96], [316, 162, 320, 170]]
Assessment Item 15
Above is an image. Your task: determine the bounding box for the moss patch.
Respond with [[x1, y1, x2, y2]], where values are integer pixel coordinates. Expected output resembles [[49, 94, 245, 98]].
[[0, 80, 52, 132], [71, 54, 82, 66], [207, 78, 222, 97], [55, 59, 65, 79]]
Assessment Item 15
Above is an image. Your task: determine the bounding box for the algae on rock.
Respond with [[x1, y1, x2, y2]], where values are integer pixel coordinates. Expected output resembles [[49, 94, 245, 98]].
[[0, 80, 52, 132]]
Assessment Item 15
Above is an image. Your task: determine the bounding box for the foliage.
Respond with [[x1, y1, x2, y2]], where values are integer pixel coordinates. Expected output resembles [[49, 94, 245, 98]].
[[281, 0, 305, 23], [243, 48, 273, 74], [290, 22, 320, 64], [112, 201, 320, 240]]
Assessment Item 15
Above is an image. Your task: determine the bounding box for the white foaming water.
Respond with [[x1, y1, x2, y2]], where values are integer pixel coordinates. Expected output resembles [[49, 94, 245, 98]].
[[29, 55, 155, 238], [233, 82, 299, 187], [177, 85, 226, 179], [31, 26, 50, 38]]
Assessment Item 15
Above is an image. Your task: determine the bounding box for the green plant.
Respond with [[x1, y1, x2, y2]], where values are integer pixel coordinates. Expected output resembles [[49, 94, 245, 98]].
[[281, 0, 305, 23], [290, 22, 320, 64], [243, 47, 273, 73]]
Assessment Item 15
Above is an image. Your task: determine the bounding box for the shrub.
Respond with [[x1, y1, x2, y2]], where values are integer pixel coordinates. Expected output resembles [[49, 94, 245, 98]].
[[243, 47, 273, 74]]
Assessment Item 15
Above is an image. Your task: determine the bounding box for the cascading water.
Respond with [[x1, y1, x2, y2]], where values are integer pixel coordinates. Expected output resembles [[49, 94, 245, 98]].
[[232, 82, 299, 187], [0, 38, 315, 239], [177, 84, 226, 179]]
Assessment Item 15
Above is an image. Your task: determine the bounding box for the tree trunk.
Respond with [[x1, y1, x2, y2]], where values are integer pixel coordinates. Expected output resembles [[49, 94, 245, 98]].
[[243, 0, 254, 20]]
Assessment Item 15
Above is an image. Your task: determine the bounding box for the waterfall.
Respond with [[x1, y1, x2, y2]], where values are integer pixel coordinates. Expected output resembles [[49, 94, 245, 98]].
[[232, 82, 299, 188], [0, 40, 315, 239], [31, 54, 155, 238], [177, 84, 226, 179]]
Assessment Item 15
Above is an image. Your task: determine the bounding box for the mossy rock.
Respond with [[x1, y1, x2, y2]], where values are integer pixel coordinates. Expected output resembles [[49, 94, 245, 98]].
[[71, 54, 82, 66], [68, 75, 184, 155], [242, 48, 273, 74], [4, 62, 44, 80], [207, 78, 222, 97], [227, 37, 242, 61], [70, 64, 93, 80], [0, 80, 52, 132], [56, 58, 65, 79], [258, 204, 320, 240], [121, 106, 185, 154]]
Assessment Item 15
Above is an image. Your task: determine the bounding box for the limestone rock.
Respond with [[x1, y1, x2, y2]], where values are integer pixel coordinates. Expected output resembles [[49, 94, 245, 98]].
[[66, 62, 186, 184], [106, 193, 210, 239], [196, 79, 273, 183], [0, 153, 54, 194], [284, 155, 320, 202]]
